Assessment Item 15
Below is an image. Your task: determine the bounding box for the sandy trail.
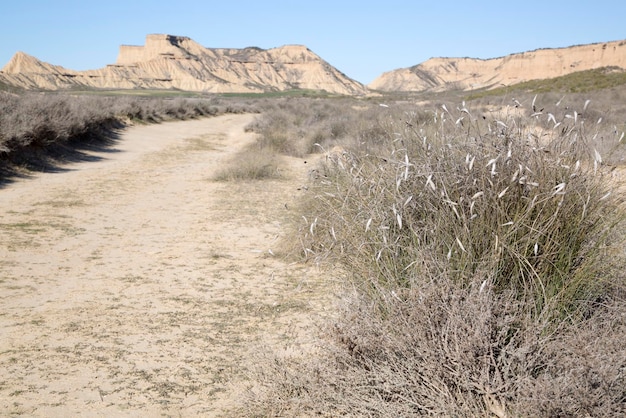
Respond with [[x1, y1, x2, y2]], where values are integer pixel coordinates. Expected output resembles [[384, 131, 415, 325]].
[[0, 115, 326, 417]]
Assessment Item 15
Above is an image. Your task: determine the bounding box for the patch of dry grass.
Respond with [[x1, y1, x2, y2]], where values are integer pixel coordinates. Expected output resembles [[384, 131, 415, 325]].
[[245, 97, 626, 417], [214, 97, 383, 182], [244, 97, 380, 158], [212, 146, 282, 181], [0, 92, 258, 178]]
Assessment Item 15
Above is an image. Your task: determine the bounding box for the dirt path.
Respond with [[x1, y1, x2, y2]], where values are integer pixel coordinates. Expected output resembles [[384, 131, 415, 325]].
[[0, 115, 327, 417]]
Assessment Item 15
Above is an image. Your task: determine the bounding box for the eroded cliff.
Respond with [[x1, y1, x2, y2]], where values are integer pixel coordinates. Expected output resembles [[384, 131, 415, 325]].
[[0, 34, 366, 95], [369, 40, 626, 92]]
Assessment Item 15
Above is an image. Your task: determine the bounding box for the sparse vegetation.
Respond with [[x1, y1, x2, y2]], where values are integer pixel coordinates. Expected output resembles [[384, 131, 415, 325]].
[[244, 96, 626, 417], [220, 89, 339, 99], [243, 97, 378, 158], [2, 86, 626, 416], [212, 97, 381, 181], [0, 92, 256, 179], [467, 66, 626, 99], [212, 146, 281, 181]]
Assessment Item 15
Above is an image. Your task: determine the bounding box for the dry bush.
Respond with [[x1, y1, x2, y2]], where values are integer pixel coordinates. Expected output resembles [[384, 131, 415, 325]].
[[248, 284, 626, 417], [246, 97, 626, 416], [0, 93, 118, 152], [245, 97, 379, 158], [514, 299, 626, 416], [212, 146, 281, 181], [0, 92, 258, 174], [224, 97, 383, 183], [470, 92, 626, 164]]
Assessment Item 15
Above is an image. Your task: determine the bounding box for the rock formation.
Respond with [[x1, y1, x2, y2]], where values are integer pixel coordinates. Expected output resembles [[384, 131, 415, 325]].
[[4, 35, 625, 95], [369, 40, 626, 92], [0, 34, 367, 95]]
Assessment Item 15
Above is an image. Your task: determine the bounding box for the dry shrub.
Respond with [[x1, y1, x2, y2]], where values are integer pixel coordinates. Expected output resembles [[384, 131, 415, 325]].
[[247, 98, 626, 416], [245, 97, 379, 158], [515, 299, 626, 416], [248, 284, 626, 417], [298, 100, 625, 322], [0, 93, 118, 151], [212, 146, 281, 181], [0, 92, 257, 175]]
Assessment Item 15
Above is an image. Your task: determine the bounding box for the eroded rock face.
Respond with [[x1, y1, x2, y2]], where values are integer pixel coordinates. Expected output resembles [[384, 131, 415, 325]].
[[0, 34, 367, 95], [369, 40, 626, 92]]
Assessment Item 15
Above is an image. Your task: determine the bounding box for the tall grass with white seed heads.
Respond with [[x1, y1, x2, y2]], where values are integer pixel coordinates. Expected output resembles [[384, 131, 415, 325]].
[[303, 100, 623, 322], [248, 97, 626, 417]]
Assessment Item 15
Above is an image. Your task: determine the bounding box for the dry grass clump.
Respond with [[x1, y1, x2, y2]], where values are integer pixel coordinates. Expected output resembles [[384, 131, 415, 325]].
[[212, 146, 281, 181], [306, 100, 624, 321], [244, 97, 379, 158], [247, 98, 626, 416], [250, 284, 626, 417], [470, 91, 626, 164], [216, 97, 381, 181]]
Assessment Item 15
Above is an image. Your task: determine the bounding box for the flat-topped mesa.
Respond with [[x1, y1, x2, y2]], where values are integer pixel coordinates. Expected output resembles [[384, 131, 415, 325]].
[[369, 39, 626, 92], [116, 34, 196, 65], [0, 34, 367, 94]]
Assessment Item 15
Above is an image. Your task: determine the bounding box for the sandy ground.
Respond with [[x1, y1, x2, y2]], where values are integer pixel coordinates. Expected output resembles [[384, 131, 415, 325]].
[[0, 115, 328, 417]]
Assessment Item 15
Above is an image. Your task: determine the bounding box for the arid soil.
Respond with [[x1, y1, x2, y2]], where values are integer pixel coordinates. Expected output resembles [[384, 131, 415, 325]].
[[0, 115, 328, 417]]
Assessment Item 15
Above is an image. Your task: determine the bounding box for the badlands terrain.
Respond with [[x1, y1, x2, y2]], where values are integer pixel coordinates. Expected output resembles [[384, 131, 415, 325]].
[[2, 34, 626, 416], [1, 34, 625, 94], [0, 34, 366, 95], [370, 39, 626, 91]]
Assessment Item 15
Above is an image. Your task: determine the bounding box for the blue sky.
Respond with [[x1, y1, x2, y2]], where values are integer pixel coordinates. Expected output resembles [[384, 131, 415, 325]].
[[2, 1, 625, 85]]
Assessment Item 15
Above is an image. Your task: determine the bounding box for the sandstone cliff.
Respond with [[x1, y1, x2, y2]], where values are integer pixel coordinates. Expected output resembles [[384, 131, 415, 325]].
[[0, 34, 366, 95], [369, 40, 626, 92]]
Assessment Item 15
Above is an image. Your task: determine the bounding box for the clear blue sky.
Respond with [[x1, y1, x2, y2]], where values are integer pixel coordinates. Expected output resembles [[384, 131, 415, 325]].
[[2, 1, 625, 85]]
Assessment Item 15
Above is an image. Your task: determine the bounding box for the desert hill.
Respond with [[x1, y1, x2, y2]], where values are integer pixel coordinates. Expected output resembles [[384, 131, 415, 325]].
[[0, 34, 367, 95], [369, 40, 626, 92]]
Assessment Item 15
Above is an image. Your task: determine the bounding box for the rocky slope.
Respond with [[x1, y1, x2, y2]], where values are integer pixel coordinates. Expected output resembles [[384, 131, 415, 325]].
[[0, 34, 366, 95], [369, 40, 626, 92]]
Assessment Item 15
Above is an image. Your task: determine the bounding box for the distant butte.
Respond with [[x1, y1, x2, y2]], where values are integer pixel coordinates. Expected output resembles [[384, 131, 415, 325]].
[[0, 34, 367, 95]]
